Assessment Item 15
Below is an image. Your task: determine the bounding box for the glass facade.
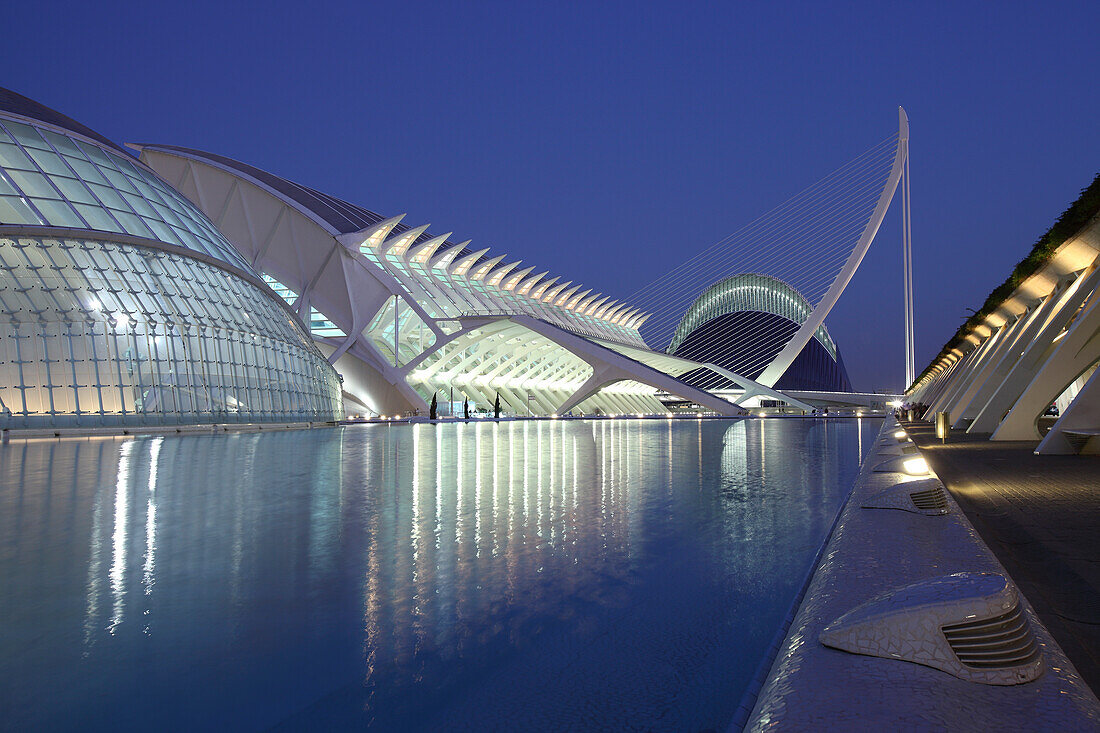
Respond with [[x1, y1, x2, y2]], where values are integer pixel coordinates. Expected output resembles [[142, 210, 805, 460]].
[[259, 273, 347, 339], [359, 240, 647, 347], [0, 117, 252, 272], [0, 100, 345, 430], [0, 234, 343, 429], [366, 294, 437, 366]]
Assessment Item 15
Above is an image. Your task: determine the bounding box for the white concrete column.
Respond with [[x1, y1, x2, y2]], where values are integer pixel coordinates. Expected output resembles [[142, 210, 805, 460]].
[[971, 265, 1100, 433], [957, 296, 1057, 426], [927, 342, 985, 416], [1035, 366, 1100, 454], [947, 315, 1030, 426], [992, 280, 1100, 440], [940, 325, 1011, 421]]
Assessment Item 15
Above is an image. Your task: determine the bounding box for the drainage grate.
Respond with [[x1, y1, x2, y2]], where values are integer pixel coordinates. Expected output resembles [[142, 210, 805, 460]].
[[942, 605, 1041, 670], [910, 486, 949, 513], [862, 479, 949, 516], [820, 572, 1045, 684]]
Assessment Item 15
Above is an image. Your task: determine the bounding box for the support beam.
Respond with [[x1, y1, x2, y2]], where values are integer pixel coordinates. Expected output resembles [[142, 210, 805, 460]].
[[697, 363, 814, 411], [992, 279, 1100, 440]]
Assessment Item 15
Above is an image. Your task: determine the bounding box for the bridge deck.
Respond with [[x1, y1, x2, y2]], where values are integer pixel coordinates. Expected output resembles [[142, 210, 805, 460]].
[[903, 420, 1100, 692]]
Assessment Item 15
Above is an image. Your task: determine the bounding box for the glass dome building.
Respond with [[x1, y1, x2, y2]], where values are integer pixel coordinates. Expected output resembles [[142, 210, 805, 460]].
[[0, 88, 344, 429]]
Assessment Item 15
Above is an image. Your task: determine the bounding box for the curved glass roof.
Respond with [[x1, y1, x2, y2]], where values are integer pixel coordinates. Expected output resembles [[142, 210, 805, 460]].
[[136, 143, 474, 261], [668, 272, 837, 358], [0, 88, 253, 273]]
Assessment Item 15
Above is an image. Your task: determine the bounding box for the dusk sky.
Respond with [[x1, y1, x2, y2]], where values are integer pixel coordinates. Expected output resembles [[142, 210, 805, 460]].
[[8, 0, 1097, 391]]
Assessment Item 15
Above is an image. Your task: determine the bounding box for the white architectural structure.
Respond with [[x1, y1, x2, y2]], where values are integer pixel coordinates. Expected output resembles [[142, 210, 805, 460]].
[[118, 109, 914, 419], [755, 108, 911, 388], [907, 180, 1100, 454], [623, 108, 913, 398], [132, 144, 758, 417]]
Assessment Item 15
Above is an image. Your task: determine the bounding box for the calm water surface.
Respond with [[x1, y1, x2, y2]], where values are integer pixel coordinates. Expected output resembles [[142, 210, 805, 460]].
[[0, 417, 879, 731]]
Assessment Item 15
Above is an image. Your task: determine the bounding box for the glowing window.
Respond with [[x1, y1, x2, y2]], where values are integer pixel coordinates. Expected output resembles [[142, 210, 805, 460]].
[[261, 273, 298, 304], [388, 233, 414, 256], [364, 227, 388, 250], [310, 308, 346, 338]]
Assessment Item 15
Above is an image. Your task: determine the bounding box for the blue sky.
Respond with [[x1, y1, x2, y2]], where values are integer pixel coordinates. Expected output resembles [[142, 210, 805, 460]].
[[7, 0, 1097, 390]]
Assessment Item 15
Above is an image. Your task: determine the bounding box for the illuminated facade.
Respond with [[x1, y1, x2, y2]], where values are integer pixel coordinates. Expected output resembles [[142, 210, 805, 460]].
[[134, 144, 749, 417], [0, 88, 344, 429]]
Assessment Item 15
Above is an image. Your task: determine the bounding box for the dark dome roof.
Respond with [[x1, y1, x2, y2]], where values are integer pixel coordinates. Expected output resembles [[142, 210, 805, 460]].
[[0, 87, 133, 157], [671, 310, 852, 393]]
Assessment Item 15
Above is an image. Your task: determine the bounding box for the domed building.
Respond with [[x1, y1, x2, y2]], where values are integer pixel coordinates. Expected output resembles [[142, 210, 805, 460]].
[[0, 88, 344, 429], [668, 273, 852, 393]]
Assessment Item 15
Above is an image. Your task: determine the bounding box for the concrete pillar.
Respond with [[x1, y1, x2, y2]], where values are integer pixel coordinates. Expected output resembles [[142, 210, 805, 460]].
[[993, 280, 1100, 440], [1035, 366, 1100, 454], [970, 266, 1100, 434]]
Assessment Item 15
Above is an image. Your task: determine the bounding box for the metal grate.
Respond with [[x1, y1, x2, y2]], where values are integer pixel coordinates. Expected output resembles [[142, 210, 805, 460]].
[[942, 605, 1041, 670], [910, 486, 949, 513]]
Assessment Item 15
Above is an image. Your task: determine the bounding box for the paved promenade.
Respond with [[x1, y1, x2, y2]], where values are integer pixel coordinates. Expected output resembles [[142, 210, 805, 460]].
[[904, 421, 1100, 692], [743, 418, 1099, 730]]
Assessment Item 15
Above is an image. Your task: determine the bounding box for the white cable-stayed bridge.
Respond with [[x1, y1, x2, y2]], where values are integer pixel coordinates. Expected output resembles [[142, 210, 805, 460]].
[[621, 107, 914, 408]]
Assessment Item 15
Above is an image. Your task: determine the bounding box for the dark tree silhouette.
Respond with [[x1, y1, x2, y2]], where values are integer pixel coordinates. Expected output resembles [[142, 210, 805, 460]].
[[429, 393, 438, 420], [463, 397, 470, 420], [494, 393, 501, 419]]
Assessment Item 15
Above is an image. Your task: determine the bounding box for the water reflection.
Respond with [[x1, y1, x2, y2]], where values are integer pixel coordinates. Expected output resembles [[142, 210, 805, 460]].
[[0, 418, 878, 732]]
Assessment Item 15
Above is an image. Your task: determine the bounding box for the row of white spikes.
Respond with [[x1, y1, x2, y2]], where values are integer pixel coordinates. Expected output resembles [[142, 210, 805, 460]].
[[335, 216, 653, 332]]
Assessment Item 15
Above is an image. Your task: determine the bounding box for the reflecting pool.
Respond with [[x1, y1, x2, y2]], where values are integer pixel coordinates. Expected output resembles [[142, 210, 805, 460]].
[[0, 417, 879, 731]]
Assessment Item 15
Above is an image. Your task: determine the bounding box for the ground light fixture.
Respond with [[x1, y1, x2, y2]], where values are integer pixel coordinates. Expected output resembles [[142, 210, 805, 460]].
[[874, 454, 931, 475], [893, 429, 907, 440], [902, 456, 930, 475]]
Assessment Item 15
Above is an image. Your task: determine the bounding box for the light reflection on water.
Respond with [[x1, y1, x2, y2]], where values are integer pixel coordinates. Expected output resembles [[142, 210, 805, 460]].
[[0, 418, 879, 732]]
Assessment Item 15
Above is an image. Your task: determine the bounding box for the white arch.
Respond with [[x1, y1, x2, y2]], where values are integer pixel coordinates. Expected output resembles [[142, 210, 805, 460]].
[[756, 107, 910, 387]]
